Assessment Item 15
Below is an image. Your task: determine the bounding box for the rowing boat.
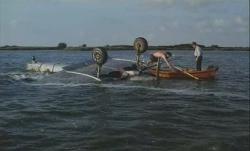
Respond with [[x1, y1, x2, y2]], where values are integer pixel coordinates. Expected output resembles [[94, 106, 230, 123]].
[[149, 66, 219, 79]]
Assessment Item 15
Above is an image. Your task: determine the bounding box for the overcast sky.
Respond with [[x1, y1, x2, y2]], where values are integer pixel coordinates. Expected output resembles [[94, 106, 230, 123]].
[[0, 0, 249, 47]]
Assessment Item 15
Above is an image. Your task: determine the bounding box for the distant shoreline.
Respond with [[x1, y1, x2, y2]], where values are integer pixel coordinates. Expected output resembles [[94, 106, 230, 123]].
[[0, 44, 249, 51]]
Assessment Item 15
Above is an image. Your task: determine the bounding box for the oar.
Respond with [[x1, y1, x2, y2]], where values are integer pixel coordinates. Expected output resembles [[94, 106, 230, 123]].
[[174, 66, 199, 80], [64, 70, 101, 82]]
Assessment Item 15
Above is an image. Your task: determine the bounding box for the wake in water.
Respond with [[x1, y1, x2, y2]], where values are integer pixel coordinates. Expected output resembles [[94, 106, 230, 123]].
[[0, 71, 48, 83], [25, 81, 249, 100]]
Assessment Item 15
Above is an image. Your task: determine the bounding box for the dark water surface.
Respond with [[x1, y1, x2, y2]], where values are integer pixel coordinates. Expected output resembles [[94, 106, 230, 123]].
[[0, 50, 249, 151]]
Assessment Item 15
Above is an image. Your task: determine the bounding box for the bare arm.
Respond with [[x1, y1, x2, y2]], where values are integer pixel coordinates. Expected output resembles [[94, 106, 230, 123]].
[[162, 56, 175, 70]]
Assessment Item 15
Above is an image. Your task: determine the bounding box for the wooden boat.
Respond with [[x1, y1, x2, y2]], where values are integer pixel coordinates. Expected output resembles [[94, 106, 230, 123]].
[[149, 66, 219, 80]]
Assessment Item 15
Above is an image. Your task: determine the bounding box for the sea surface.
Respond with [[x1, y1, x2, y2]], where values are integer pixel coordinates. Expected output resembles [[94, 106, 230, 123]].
[[0, 50, 249, 151]]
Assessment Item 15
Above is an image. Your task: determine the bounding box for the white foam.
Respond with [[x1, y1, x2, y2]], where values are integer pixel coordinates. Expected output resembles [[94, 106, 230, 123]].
[[26, 63, 65, 73], [26, 82, 97, 87], [5, 71, 46, 81]]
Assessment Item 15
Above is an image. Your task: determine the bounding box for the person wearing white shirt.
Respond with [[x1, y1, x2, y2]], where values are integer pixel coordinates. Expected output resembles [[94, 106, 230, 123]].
[[192, 42, 203, 71]]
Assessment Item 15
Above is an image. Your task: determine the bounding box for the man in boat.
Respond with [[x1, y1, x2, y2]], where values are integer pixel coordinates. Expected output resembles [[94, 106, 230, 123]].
[[192, 42, 203, 71], [148, 51, 175, 70]]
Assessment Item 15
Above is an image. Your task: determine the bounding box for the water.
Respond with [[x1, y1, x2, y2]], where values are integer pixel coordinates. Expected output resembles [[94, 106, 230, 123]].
[[0, 50, 249, 151]]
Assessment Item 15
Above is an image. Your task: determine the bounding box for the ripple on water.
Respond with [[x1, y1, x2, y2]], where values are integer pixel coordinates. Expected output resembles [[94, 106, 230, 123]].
[[0, 50, 249, 151]]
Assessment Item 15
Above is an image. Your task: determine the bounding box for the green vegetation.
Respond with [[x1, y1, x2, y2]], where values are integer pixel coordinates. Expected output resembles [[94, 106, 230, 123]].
[[57, 42, 67, 49], [0, 43, 249, 51]]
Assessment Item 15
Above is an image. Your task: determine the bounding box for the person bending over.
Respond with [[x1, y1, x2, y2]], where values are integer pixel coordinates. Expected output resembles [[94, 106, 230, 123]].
[[148, 50, 175, 70]]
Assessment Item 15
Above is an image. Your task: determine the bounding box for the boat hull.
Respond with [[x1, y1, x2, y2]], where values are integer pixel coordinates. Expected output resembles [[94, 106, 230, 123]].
[[149, 67, 218, 79]]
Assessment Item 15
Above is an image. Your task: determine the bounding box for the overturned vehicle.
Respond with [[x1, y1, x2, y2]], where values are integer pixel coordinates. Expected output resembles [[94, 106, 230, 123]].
[[26, 37, 218, 82]]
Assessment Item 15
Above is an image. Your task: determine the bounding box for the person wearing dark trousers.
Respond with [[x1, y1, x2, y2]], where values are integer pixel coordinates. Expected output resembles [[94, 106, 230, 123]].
[[192, 42, 203, 71]]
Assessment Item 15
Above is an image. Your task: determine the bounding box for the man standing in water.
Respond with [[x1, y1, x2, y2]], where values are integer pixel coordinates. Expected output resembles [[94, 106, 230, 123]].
[[192, 42, 203, 71]]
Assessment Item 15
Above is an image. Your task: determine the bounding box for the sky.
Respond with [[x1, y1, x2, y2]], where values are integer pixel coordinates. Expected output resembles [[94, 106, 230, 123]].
[[0, 0, 249, 47]]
